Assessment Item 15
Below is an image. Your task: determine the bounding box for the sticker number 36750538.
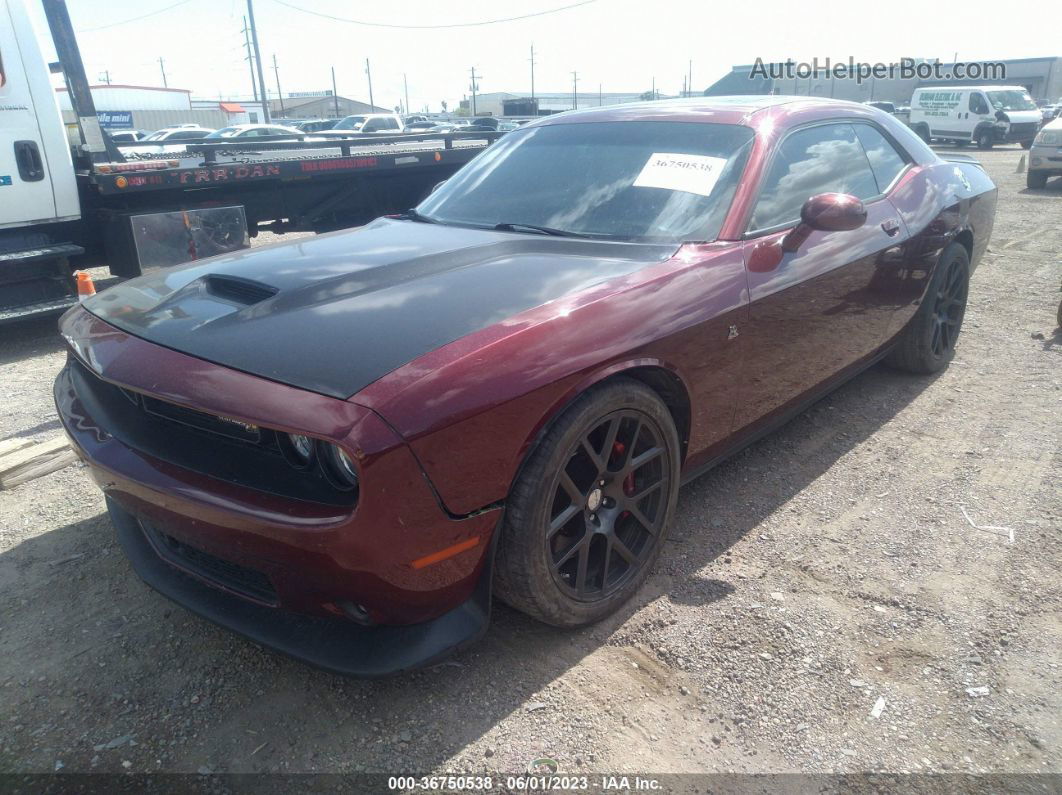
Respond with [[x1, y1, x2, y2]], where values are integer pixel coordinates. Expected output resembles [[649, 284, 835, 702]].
[[632, 152, 729, 197]]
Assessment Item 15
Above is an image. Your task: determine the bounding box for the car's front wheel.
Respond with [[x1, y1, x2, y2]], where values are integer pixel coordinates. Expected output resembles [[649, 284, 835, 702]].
[[976, 129, 994, 150], [886, 243, 970, 374], [494, 379, 680, 627], [1027, 170, 1048, 189]]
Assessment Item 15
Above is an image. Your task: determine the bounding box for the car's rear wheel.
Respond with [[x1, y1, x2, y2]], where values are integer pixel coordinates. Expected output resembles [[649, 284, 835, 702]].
[[886, 243, 970, 374], [494, 379, 680, 627]]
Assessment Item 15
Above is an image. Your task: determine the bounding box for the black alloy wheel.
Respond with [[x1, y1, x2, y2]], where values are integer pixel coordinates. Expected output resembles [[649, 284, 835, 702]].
[[928, 255, 968, 359], [545, 410, 671, 601], [493, 378, 680, 627]]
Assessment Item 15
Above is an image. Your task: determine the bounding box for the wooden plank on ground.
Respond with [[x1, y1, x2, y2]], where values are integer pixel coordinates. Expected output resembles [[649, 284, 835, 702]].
[[0, 436, 73, 488], [0, 448, 78, 489], [0, 437, 36, 459]]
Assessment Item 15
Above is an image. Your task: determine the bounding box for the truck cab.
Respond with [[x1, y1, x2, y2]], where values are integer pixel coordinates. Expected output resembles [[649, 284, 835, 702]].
[[1, 0, 85, 321]]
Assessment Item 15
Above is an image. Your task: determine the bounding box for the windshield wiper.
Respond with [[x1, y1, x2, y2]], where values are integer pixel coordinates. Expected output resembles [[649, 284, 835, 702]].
[[397, 208, 438, 224], [493, 222, 587, 238]]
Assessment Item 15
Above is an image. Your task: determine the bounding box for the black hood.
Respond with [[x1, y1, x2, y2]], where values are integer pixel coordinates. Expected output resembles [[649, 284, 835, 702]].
[[84, 218, 676, 398]]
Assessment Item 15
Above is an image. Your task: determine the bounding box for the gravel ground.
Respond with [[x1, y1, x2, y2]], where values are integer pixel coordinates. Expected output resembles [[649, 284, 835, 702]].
[[0, 148, 1059, 781]]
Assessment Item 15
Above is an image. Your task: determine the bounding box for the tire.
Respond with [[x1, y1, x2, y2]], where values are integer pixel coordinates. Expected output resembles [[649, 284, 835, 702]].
[[1027, 170, 1048, 189], [915, 124, 931, 143], [976, 129, 994, 150], [493, 378, 680, 627], [886, 243, 970, 374], [1020, 139, 1033, 150]]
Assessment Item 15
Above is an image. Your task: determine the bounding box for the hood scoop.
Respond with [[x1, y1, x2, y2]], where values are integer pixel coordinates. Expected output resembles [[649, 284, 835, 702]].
[[203, 274, 278, 305]]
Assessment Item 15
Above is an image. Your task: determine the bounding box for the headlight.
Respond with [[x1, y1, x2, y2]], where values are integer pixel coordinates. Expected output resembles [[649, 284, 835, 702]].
[[321, 443, 360, 490], [281, 432, 315, 467], [1035, 130, 1059, 145]]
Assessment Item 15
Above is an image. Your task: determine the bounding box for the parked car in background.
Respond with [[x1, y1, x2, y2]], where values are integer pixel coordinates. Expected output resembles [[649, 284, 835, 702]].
[[323, 114, 404, 134], [203, 124, 304, 139], [56, 96, 997, 676], [1026, 117, 1062, 189], [1040, 104, 1060, 123], [295, 118, 340, 133], [465, 117, 501, 131], [864, 101, 896, 114], [140, 125, 216, 142], [108, 129, 150, 143], [404, 120, 438, 131], [908, 86, 1041, 149]]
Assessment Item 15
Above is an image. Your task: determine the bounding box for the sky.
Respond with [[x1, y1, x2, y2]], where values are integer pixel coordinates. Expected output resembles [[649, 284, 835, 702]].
[[25, 0, 1061, 113]]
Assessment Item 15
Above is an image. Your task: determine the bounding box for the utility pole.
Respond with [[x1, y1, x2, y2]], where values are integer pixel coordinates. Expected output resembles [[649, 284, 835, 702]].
[[158, 57, 167, 88], [469, 66, 480, 116], [403, 73, 409, 116], [688, 59, 693, 97], [682, 75, 686, 98], [272, 54, 284, 117], [529, 44, 536, 101], [651, 76, 655, 100], [99, 69, 111, 85], [242, 16, 259, 103], [365, 58, 374, 109], [598, 82, 602, 106], [246, 0, 270, 122], [571, 71, 578, 109], [331, 66, 339, 117]]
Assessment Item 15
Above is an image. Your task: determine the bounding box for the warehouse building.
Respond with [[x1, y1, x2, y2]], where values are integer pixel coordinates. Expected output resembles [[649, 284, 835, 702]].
[[269, 92, 388, 120], [705, 56, 1062, 106], [56, 84, 267, 131], [461, 91, 652, 117]]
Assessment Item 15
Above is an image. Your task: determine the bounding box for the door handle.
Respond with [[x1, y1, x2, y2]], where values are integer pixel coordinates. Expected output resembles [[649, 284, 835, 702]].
[[14, 141, 45, 182], [881, 219, 901, 237]]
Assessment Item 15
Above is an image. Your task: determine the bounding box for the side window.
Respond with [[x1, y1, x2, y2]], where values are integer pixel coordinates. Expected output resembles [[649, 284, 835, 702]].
[[969, 93, 988, 115], [853, 125, 908, 194], [384, 118, 399, 130], [363, 119, 381, 132], [749, 123, 879, 232]]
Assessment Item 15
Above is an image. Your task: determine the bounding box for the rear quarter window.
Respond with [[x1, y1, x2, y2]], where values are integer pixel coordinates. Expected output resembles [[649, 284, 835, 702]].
[[853, 124, 909, 193]]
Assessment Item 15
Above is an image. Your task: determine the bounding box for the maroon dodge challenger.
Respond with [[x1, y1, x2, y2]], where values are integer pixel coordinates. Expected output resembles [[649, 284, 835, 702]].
[[55, 97, 996, 675]]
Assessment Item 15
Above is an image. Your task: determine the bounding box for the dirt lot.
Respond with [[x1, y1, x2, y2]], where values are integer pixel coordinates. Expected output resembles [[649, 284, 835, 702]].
[[0, 147, 1059, 782]]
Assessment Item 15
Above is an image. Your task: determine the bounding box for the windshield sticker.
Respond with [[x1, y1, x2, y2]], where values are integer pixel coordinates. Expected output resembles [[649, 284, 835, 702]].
[[633, 152, 729, 197]]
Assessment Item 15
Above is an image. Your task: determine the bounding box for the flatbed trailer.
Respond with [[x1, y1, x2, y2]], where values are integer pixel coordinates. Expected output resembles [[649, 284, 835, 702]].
[[0, 0, 499, 322]]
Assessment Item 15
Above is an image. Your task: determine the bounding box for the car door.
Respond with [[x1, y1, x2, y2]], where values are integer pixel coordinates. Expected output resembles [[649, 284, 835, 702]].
[[733, 121, 909, 432]]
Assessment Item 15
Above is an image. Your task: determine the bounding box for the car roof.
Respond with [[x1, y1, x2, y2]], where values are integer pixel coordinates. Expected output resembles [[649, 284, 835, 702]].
[[530, 95, 886, 127]]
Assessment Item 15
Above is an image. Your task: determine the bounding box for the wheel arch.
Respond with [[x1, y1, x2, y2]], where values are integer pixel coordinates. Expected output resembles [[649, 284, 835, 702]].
[[506, 359, 693, 504]]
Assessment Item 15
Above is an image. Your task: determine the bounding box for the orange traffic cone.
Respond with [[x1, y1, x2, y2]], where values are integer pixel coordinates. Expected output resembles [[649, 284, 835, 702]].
[[76, 271, 96, 302]]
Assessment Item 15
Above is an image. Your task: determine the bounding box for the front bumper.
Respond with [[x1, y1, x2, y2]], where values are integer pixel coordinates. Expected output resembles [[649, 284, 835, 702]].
[[107, 497, 492, 677], [55, 307, 501, 675], [1029, 143, 1062, 174]]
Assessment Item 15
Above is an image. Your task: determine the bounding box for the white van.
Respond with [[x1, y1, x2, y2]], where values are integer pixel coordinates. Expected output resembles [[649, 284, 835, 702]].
[[908, 86, 1041, 150]]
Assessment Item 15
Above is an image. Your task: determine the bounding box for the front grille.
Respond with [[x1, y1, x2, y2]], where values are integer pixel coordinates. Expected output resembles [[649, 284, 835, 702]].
[[141, 520, 278, 605], [67, 356, 357, 507], [1009, 122, 1039, 138]]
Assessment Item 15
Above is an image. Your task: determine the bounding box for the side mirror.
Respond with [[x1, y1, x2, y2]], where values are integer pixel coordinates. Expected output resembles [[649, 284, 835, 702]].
[[781, 193, 867, 253]]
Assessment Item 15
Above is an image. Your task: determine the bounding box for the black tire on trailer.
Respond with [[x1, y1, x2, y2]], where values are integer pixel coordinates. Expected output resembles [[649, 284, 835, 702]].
[[1026, 170, 1048, 189], [976, 128, 994, 150], [493, 378, 680, 627], [886, 243, 970, 374]]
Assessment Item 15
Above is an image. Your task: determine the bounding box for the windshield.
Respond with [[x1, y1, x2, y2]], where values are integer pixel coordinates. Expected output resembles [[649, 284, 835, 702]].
[[986, 90, 1036, 111], [337, 115, 366, 128], [417, 121, 754, 242]]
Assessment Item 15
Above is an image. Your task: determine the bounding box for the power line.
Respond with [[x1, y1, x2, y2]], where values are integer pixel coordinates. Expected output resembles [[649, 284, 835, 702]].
[[268, 0, 599, 29], [78, 0, 195, 32]]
